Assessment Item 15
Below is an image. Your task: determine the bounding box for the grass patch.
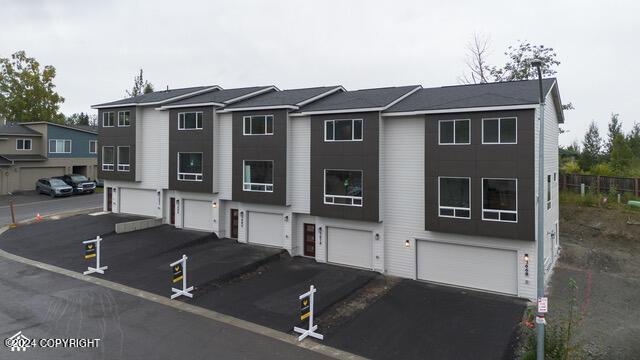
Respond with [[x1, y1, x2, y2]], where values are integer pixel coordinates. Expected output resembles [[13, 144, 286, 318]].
[[94, 187, 104, 194], [559, 190, 640, 212]]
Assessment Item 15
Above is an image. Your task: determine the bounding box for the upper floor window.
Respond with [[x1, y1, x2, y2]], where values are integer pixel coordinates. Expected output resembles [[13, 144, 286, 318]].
[[482, 117, 517, 144], [16, 139, 32, 151], [243, 115, 273, 135], [179, 112, 203, 130], [89, 140, 97, 154], [49, 139, 71, 154], [117, 146, 130, 172], [325, 119, 363, 142], [547, 174, 552, 210], [243, 160, 273, 192], [178, 152, 203, 181], [324, 169, 362, 207], [102, 112, 115, 127], [118, 111, 130, 127], [439, 177, 470, 219], [482, 178, 517, 222], [439, 119, 470, 145], [102, 146, 114, 171]]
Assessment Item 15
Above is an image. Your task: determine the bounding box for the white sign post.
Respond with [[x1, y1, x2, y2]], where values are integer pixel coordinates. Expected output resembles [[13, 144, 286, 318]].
[[170, 254, 194, 299], [83, 236, 108, 275], [294, 285, 324, 341]]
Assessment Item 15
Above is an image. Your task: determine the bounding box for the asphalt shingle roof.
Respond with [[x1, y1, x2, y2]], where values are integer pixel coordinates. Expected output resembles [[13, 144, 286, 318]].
[[385, 78, 556, 113], [225, 86, 342, 109], [165, 86, 275, 106], [0, 124, 42, 136], [297, 85, 420, 112], [93, 86, 217, 107]]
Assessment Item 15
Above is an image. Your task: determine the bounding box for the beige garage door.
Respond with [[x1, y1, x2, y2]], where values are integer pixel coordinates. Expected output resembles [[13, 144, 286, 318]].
[[19, 167, 65, 191]]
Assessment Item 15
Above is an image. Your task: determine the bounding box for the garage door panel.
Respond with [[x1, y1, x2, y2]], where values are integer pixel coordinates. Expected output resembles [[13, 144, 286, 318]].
[[417, 241, 517, 295], [248, 212, 283, 247], [327, 227, 372, 269], [20, 167, 65, 191], [183, 200, 213, 232], [120, 188, 157, 217]]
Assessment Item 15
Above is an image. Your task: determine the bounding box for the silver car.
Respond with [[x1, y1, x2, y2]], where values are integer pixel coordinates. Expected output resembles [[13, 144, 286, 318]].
[[36, 178, 73, 197]]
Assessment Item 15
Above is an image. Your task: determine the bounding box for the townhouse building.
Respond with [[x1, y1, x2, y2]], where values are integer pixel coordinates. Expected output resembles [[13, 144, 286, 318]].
[[93, 79, 563, 299]]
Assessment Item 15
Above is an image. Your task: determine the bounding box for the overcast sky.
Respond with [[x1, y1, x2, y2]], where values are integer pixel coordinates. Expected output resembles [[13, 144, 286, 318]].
[[1, 0, 638, 145]]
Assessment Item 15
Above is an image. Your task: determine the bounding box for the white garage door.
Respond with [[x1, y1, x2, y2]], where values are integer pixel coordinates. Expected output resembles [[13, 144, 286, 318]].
[[327, 227, 372, 269], [20, 167, 65, 190], [417, 241, 518, 295], [183, 200, 213, 232], [247, 212, 283, 247], [120, 188, 157, 217]]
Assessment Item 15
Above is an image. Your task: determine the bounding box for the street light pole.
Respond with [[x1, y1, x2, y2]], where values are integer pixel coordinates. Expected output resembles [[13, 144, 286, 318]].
[[531, 58, 546, 360]]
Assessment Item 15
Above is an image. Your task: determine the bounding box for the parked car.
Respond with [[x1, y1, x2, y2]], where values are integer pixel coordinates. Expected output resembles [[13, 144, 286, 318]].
[[94, 178, 104, 188], [36, 178, 73, 198], [57, 174, 96, 194]]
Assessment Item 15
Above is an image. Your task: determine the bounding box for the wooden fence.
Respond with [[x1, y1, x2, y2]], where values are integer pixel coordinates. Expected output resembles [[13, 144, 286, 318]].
[[560, 173, 640, 196]]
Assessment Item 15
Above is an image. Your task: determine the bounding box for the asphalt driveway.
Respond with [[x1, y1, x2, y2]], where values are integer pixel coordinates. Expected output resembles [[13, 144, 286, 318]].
[[0, 190, 102, 226]]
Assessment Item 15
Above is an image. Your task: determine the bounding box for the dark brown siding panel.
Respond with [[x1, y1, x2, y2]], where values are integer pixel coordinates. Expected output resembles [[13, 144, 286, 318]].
[[425, 109, 535, 241], [168, 107, 214, 193], [232, 110, 287, 205], [310, 112, 379, 222], [97, 107, 136, 181]]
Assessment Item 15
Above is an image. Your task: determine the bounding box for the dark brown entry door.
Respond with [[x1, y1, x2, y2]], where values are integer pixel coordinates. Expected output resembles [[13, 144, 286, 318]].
[[107, 188, 113, 211], [170, 197, 175, 225], [304, 223, 316, 257], [230, 209, 239, 239]]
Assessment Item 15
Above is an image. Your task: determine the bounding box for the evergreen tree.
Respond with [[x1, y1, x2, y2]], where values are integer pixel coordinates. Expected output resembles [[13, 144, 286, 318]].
[[579, 121, 602, 171], [609, 134, 633, 175], [605, 113, 623, 157], [626, 122, 640, 158]]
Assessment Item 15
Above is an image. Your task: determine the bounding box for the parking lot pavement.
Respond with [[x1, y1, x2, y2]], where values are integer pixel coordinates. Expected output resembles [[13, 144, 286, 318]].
[[0, 191, 103, 225], [325, 279, 526, 360]]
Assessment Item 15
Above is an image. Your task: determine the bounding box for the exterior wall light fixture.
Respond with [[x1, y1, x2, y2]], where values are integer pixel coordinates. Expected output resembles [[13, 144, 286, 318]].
[[212, 202, 217, 208], [524, 253, 529, 277], [404, 240, 410, 248]]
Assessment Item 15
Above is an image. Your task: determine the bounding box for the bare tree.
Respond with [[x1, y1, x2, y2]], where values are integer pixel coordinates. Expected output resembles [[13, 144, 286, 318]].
[[458, 33, 491, 84]]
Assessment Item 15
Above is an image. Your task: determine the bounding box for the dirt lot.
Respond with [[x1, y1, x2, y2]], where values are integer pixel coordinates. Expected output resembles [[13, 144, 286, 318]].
[[548, 203, 640, 359]]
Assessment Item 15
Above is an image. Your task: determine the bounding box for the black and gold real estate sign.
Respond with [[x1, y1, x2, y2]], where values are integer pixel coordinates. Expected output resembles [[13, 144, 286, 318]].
[[172, 263, 183, 283], [84, 243, 96, 259], [300, 295, 311, 320]]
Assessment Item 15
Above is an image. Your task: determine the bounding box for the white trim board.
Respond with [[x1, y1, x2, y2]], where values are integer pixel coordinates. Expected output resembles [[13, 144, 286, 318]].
[[383, 104, 538, 117]]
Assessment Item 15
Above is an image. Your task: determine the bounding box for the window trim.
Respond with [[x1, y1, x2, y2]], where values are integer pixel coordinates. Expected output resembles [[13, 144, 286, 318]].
[[324, 119, 364, 142], [177, 152, 203, 182], [102, 112, 115, 127], [323, 169, 363, 207], [178, 111, 203, 130], [242, 160, 274, 192], [438, 119, 471, 145], [117, 111, 131, 127], [438, 176, 471, 219], [117, 146, 131, 172], [547, 174, 552, 210], [16, 138, 32, 151], [243, 115, 274, 136], [89, 140, 97, 154], [101, 146, 114, 171], [49, 139, 72, 154], [481, 117, 518, 144], [481, 177, 518, 223]]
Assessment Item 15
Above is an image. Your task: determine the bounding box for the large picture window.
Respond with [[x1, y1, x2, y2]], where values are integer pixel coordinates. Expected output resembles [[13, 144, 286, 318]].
[[102, 112, 115, 127], [118, 111, 130, 127], [324, 119, 363, 141], [177, 153, 203, 181], [324, 169, 363, 206], [482, 178, 517, 222], [243, 160, 274, 192], [439, 177, 471, 218], [49, 139, 72, 153], [439, 119, 470, 145], [243, 115, 273, 135], [482, 117, 517, 144], [102, 146, 114, 171], [117, 146, 130, 172], [178, 112, 203, 130]]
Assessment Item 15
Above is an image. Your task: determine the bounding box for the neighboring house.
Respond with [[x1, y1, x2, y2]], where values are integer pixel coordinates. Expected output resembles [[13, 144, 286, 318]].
[[0, 122, 98, 194], [93, 79, 563, 300]]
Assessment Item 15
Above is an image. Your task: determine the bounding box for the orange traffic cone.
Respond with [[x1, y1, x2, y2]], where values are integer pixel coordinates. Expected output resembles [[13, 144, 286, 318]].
[[35, 213, 43, 222]]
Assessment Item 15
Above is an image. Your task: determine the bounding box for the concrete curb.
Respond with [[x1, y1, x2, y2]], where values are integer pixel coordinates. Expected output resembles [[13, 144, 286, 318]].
[[0, 235, 366, 360]]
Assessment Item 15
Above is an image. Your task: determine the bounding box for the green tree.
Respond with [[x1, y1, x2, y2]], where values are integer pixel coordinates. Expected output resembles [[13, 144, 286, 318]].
[[488, 41, 560, 82], [65, 112, 91, 126], [0, 51, 65, 123], [626, 122, 640, 158], [126, 68, 154, 97], [605, 113, 623, 158], [579, 121, 602, 171], [609, 134, 633, 175]]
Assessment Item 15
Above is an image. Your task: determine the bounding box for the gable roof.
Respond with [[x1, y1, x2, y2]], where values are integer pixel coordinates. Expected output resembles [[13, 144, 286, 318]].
[[0, 123, 42, 136], [222, 86, 344, 111], [158, 86, 277, 109], [92, 85, 221, 108], [21, 121, 98, 135]]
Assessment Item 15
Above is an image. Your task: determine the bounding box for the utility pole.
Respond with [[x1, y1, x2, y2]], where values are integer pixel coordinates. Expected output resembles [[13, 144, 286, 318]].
[[531, 59, 546, 359]]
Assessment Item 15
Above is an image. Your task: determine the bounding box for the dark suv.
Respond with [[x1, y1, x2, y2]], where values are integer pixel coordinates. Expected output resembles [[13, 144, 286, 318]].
[[57, 174, 96, 194]]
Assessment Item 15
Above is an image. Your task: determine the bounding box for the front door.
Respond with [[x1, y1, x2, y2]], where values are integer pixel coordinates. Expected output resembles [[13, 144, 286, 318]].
[[170, 197, 175, 225], [304, 223, 316, 257], [107, 188, 113, 212], [230, 209, 239, 239]]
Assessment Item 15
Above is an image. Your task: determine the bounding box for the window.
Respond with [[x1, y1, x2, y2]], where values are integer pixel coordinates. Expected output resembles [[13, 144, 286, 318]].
[[439, 119, 470, 145], [243, 160, 273, 192], [482, 117, 517, 144], [178, 112, 203, 130], [117, 146, 130, 172], [482, 178, 517, 222], [102, 112, 115, 127], [117, 111, 130, 127], [89, 140, 97, 154], [547, 174, 552, 210], [324, 119, 363, 141], [102, 146, 114, 171], [324, 169, 363, 206], [439, 177, 471, 218], [243, 115, 273, 135], [49, 139, 72, 153], [16, 139, 32, 150], [178, 153, 203, 181]]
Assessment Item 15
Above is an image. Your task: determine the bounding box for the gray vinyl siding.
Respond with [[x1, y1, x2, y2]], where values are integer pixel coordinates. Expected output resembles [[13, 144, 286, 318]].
[[290, 116, 311, 213]]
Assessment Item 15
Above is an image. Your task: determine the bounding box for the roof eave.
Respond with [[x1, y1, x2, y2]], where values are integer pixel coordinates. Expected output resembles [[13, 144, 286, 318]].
[[383, 104, 539, 117], [91, 85, 222, 109], [222, 86, 280, 105], [157, 102, 225, 111], [290, 107, 386, 117], [218, 105, 299, 113], [295, 86, 346, 107]]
